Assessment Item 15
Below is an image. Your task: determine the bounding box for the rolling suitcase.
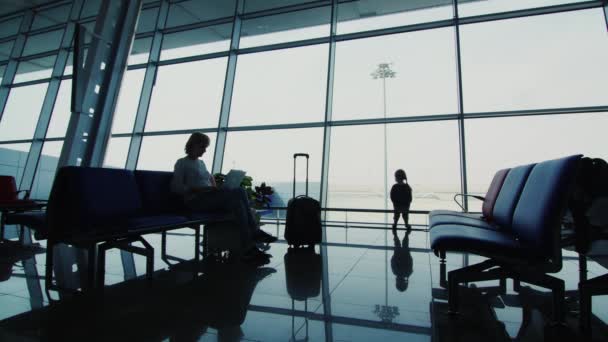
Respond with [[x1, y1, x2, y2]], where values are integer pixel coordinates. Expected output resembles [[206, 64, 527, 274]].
[[284, 153, 322, 247]]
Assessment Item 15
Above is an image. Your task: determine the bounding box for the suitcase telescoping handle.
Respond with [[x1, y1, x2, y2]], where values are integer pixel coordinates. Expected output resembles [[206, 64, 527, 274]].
[[293, 153, 309, 198]]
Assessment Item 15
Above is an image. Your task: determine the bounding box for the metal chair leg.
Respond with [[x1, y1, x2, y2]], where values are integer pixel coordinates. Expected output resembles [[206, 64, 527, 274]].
[[439, 250, 447, 289]]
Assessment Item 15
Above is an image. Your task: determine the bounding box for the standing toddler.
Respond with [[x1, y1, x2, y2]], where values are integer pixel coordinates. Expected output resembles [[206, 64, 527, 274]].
[[390, 169, 412, 231]]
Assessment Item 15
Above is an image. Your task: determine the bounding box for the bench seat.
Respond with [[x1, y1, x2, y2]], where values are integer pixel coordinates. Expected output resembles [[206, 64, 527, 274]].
[[429, 213, 497, 231], [6, 211, 48, 240], [429, 155, 582, 323], [430, 224, 542, 262], [44, 166, 236, 294]]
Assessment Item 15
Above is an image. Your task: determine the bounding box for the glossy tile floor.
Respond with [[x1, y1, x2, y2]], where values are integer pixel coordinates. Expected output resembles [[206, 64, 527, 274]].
[[0, 223, 607, 341]]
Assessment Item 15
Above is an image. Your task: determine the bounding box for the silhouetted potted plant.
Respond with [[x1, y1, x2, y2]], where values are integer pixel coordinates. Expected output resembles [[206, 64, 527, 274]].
[[213, 173, 274, 227]]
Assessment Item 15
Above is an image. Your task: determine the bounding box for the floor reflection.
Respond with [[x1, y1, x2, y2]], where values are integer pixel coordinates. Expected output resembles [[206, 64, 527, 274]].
[[391, 230, 413, 293], [0, 226, 606, 341]]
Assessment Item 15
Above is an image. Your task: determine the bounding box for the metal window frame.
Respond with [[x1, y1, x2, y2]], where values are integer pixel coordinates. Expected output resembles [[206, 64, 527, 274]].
[[0, 12, 31, 120], [125, 0, 171, 170], [0, 0, 606, 207], [211, 0, 242, 175], [18, 0, 84, 192]]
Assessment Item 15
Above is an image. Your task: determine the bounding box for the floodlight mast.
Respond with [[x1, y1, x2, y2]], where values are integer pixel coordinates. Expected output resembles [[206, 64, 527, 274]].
[[371, 62, 398, 323], [371, 63, 396, 223]]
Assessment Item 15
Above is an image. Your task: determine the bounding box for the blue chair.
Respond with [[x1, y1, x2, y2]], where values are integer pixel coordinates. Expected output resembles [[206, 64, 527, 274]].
[[430, 155, 582, 323]]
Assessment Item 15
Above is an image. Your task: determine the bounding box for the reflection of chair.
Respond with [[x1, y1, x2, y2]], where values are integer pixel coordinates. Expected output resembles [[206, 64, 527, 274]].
[[0, 175, 45, 243]]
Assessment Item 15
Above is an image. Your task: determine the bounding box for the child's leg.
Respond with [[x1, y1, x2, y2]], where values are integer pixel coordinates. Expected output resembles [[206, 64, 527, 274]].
[[403, 204, 411, 229], [392, 210, 399, 229]]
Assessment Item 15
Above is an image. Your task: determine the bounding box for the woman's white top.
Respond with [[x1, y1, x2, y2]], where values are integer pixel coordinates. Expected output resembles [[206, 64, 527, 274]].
[[171, 157, 211, 199]]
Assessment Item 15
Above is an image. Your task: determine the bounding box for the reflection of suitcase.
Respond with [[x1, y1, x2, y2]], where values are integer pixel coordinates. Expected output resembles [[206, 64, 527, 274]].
[[285, 247, 321, 342], [284, 153, 322, 247], [284, 247, 322, 301]]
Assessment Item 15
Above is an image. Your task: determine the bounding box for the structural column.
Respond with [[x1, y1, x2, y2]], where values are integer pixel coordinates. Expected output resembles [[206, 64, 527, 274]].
[[19, 0, 85, 191], [212, 0, 244, 174], [125, 0, 170, 170]]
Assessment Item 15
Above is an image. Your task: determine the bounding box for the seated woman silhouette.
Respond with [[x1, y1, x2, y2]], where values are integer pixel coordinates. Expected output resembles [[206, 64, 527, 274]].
[[170, 132, 276, 262]]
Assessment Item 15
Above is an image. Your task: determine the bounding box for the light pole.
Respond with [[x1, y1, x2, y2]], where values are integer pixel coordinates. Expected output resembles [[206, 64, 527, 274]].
[[371, 63, 396, 224], [371, 63, 397, 323]]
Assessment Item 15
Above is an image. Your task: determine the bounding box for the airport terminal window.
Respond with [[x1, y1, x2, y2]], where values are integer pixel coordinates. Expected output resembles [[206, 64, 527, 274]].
[[160, 24, 232, 61], [103, 137, 131, 169], [30, 141, 62, 199], [332, 28, 458, 121], [0, 0, 607, 226], [457, 0, 588, 17], [327, 121, 461, 224], [464, 112, 608, 210], [222, 128, 323, 201], [337, 0, 453, 35], [45, 79, 71, 138], [145, 58, 227, 132], [0, 41, 14, 62], [460, 9, 608, 113], [243, 0, 325, 13], [0, 16, 22, 39], [137, 133, 217, 171], [31, 4, 71, 31], [13, 55, 56, 83], [22, 29, 64, 56], [80, 0, 102, 19], [229, 44, 328, 126], [129, 37, 152, 65], [0, 83, 48, 141], [63, 52, 74, 76], [239, 6, 330, 48], [0, 143, 31, 186], [165, 0, 236, 28], [135, 7, 159, 34], [110, 69, 146, 134], [386, 121, 461, 212], [326, 124, 388, 223]]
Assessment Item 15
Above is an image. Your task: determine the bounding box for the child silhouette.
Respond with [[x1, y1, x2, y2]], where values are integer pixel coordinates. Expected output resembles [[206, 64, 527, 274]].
[[390, 169, 412, 231]]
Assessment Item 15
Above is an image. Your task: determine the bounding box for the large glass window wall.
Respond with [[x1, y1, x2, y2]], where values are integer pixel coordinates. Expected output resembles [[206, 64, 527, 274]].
[[137, 133, 217, 172], [229, 45, 328, 126], [222, 128, 324, 201], [332, 28, 458, 121], [145, 58, 228, 132], [0, 83, 48, 141], [460, 8, 608, 113], [0, 0, 606, 213], [464, 112, 608, 210]]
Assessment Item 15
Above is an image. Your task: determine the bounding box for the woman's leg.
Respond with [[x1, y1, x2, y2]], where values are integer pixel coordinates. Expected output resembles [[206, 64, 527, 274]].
[[230, 188, 258, 234], [186, 190, 254, 250]]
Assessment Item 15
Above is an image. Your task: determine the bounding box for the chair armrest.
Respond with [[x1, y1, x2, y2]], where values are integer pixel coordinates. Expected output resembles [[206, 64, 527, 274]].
[[453, 193, 486, 212]]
